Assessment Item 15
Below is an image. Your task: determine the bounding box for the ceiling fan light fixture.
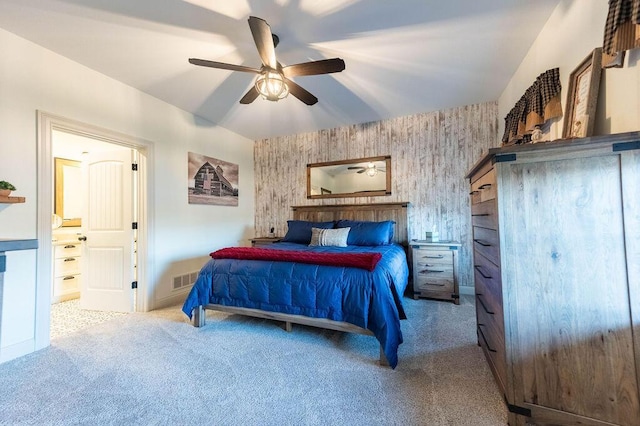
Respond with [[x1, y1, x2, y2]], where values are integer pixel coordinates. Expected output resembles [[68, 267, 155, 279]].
[[255, 70, 289, 101], [366, 163, 378, 177]]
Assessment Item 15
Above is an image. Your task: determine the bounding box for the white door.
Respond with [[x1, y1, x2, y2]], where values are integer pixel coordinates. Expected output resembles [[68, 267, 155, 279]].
[[80, 149, 135, 312]]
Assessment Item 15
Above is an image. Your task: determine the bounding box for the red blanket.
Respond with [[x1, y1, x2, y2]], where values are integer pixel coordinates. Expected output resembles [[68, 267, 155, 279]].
[[210, 247, 382, 271]]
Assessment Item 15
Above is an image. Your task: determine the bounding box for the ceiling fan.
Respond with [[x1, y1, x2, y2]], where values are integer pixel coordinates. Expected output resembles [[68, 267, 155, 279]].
[[188, 16, 345, 105], [348, 163, 386, 177]]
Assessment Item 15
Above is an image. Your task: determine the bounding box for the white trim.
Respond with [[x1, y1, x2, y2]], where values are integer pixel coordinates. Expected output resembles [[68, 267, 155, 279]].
[[0, 339, 36, 363], [459, 285, 475, 296], [36, 111, 155, 351]]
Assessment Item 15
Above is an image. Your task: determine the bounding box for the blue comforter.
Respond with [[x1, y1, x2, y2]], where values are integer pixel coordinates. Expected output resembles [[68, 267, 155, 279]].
[[182, 242, 409, 368]]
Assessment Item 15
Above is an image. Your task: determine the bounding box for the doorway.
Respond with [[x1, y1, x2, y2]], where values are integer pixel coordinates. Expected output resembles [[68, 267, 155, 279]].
[[35, 112, 153, 349], [51, 131, 134, 337]]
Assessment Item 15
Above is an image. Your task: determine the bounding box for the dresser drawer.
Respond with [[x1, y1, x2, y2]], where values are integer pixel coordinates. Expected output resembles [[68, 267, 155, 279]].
[[473, 226, 500, 265], [470, 168, 496, 204], [471, 199, 498, 230], [413, 249, 452, 265], [473, 251, 503, 314], [54, 243, 81, 258], [477, 294, 506, 376], [477, 325, 506, 394], [54, 256, 81, 276], [476, 293, 504, 340]]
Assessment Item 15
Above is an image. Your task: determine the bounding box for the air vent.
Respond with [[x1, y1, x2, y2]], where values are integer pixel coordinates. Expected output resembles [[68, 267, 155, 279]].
[[173, 276, 182, 290], [172, 271, 199, 291]]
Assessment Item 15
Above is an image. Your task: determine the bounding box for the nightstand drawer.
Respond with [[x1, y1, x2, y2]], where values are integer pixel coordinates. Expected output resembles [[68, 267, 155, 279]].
[[415, 263, 453, 276], [413, 249, 452, 265], [415, 275, 454, 291]]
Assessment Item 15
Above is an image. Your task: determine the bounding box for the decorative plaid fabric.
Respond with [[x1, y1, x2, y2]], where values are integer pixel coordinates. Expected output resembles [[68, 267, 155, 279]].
[[603, 0, 640, 55], [539, 68, 561, 116], [502, 68, 561, 144]]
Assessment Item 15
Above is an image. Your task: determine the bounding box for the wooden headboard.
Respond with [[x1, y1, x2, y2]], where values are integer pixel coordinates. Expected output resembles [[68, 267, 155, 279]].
[[291, 202, 409, 247]]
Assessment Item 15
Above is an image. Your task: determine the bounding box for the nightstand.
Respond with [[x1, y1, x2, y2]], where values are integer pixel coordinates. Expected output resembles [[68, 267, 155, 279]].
[[250, 237, 282, 247], [411, 241, 461, 304]]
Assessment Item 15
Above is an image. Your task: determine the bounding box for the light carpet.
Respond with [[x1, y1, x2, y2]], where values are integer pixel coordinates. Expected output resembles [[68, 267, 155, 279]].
[[0, 296, 507, 425]]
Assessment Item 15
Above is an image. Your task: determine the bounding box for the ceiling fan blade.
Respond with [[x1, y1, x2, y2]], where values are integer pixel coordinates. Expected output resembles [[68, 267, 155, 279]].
[[357, 169, 365, 174], [189, 58, 261, 74], [347, 166, 364, 170], [282, 58, 346, 77], [248, 16, 277, 69], [239, 86, 260, 104], [285, 78, 318, 105]]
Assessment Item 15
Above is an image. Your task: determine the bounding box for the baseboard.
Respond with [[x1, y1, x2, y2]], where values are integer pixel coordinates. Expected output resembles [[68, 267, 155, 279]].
[[459, 285, 474, 296], [0, 339, 36, 364], [153, 288, 190, 311]]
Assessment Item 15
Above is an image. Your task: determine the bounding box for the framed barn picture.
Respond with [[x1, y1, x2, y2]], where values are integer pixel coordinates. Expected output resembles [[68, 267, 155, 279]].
[[188, 152, 239, 206]]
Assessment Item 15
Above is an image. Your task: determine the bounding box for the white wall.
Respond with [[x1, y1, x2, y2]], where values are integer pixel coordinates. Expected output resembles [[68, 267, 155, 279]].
[[498, 0, 640, 142], [0, 28, 255, 362]]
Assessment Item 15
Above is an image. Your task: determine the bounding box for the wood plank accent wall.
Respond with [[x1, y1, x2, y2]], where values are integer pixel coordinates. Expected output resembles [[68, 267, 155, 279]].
[[254, 102, 499, 290]]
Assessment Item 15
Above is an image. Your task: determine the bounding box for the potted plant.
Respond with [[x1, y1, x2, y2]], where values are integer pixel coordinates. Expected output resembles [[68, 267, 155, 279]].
[[0, 181, 16, 197]]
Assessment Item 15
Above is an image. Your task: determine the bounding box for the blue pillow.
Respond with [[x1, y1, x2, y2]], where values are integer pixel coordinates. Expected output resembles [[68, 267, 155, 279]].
[[282, 220, 334, 244], [335, 220, 395, 246]]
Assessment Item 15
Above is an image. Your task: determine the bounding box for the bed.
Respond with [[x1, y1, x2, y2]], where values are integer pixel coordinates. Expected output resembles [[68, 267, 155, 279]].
[[182, 202, 410, 368]]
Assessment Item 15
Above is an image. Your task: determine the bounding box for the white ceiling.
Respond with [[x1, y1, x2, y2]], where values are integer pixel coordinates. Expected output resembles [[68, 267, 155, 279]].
[[0, 0, 560, 140]]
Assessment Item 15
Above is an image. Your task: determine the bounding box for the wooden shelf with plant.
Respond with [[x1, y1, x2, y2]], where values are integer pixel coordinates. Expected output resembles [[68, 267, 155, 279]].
[[0, 181, 24, 203]]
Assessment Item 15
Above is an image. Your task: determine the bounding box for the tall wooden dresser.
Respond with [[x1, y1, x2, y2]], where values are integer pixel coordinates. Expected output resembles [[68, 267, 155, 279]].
[[466, 132, 640, 426]]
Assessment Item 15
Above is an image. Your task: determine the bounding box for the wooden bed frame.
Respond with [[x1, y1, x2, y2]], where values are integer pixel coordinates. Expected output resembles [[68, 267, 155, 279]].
[[192, 202, 410, 366]]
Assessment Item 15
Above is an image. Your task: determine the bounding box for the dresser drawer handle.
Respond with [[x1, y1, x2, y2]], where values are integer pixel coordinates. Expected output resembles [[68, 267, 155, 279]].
[[63, 258, 77, 262], [471, 213, 490, 217], [64, 245, 76, 249], [474, 265, 492, 279], [63, 276, 75, 281], [469, 190, 479, 195], [473, 239, 491, 247], [423, 255, 444, 259], [479, 183, 492, 190], [477, 295, 495, 315], [420, 269, 445, 274]]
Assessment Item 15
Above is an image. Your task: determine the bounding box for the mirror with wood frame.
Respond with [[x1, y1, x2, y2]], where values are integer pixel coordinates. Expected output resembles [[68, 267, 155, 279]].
[[54, 157, 82, 227], [307, 155, 391, 199]]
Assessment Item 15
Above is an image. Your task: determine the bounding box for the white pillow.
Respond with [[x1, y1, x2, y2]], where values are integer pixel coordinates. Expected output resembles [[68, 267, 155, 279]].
[[309, 227, 350, 247]]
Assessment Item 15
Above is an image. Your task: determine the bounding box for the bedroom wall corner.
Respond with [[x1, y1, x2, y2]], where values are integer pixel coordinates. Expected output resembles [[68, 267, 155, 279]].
[[497, 0, 640, 141]]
